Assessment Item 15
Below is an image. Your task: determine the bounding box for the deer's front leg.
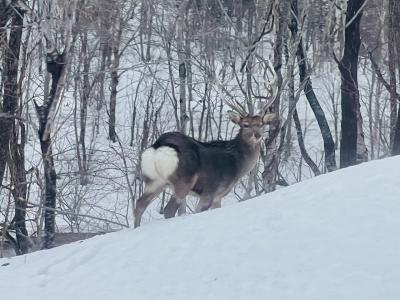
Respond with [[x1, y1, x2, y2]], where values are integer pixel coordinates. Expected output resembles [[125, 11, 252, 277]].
[[165, 175, 197, 218]]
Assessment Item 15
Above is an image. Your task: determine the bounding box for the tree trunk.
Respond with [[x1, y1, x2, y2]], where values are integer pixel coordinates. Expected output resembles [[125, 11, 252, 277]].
[[78, 31, 90, 184], [293, 109, 321, 176], [5, 8, 29, 254], [176, 0, 190, 215], [185, 27, 195, 137], [289, 0, 337, 172], [81, 36, 89, 170], [9, 121, 29, 254], [262, 0, 288, 193], [356, 105, 368, 162], [35, 51, 65, 249], [108, 23, 122, 143], [40, 134, 57, 250], [388, 0, 398, 147], [393, 108, 400, 155], [0, 7, 24, 187], [97, 0, 112, 134], [177, 0, 189, 135], [139, 0, 148, 61], [390, 0, 400, 154], [288, 61, 321, 176], [338, 0, 366, 168]]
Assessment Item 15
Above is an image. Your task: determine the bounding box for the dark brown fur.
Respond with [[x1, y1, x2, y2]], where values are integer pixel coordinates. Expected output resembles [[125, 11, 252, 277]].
[[134, 113, 275, 227]]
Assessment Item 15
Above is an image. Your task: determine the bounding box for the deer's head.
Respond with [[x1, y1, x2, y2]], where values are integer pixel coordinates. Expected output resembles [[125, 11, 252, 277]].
[[224, 61, 279, 145], [228, 112, 277, 144]]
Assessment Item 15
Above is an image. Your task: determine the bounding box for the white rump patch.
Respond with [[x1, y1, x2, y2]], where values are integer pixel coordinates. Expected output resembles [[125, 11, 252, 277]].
[[141, 146, 179, 181], [154, 147, 179, 179], [141, 148, 158, 180]]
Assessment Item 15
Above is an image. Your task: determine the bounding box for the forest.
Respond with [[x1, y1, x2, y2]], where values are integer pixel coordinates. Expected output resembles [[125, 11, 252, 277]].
[[0, 0, 399, 256]]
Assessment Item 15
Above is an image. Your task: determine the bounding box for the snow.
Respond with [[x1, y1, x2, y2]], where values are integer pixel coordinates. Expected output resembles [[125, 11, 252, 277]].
[[1, 157, 400, 300]]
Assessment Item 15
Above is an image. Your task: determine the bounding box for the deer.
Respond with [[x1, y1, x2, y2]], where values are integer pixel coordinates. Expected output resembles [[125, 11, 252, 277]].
[[134, 63, 279, 228]]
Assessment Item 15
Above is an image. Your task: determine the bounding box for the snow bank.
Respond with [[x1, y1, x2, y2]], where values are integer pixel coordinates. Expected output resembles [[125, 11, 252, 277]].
[[1, 157, 400, 300]]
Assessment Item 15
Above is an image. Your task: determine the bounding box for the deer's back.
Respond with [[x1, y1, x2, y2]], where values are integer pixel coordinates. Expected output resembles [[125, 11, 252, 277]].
[[152, 132, 241, 194]]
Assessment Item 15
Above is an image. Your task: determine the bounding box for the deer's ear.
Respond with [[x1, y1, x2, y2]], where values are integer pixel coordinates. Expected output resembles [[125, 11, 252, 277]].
[[262, 112, 278, 124], [228, 111, 242, 124]]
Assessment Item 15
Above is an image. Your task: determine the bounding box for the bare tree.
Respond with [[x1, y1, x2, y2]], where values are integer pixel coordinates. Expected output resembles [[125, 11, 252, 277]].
[[337, 0, 367, 168], [0, 4, 24, 188], [32, 1, 77, 248], [262, 0, 288, 193], [289, 0, 337, 172], [389, 0, 400, 155], [0, 3, 31, 254]]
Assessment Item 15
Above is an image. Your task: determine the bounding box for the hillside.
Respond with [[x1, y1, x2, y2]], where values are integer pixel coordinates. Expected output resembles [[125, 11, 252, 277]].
[[1, 157, 400, 300]]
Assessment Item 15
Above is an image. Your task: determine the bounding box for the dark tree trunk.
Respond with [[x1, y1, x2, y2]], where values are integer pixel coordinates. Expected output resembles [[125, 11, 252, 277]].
[[392, 135, 400, 157], [40, 136, 57, 249], [289, 0, 337, 172], [35, 51, 65, 249], [9, 122, 29, 254], [97, 0, 112, 135], [79, 31, 89, 183], [394, 108, 400, 155], [96, 44, 109, 135], [390, 0, 400, 155], [108, 24, 122, 143], [338, 0, 366, 168], [293, 109, 321, 176], [1, 6, 29, 255], [109, 71, 118, 142], [288, 62, 321, 176], [388, 0, 398, 147], [0, 7, 24, 187]]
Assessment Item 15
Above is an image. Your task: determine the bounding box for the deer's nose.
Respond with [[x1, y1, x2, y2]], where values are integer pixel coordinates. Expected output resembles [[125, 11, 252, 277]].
[[254, 132, 261, 140]]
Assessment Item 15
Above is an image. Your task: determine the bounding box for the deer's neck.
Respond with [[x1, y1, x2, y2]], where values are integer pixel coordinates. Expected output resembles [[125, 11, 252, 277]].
[[234, 132, 261, 176]]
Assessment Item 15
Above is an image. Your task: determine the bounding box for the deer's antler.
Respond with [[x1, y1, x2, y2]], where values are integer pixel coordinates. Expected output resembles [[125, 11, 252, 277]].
[[223, 97, 248, 117], [213, 75, 248, 117]]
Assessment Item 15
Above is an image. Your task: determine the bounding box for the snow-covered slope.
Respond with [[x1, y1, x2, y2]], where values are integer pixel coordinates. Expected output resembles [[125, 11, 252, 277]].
[[1, 157, 400, 300]]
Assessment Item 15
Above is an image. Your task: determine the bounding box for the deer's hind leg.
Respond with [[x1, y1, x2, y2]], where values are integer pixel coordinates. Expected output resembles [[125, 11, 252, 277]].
[[195, 195, 215, 213], [134, 180, 165, 228], [164, 175, 198, 219], [164, 196, 180, 219], [211, 197, 222, 209]]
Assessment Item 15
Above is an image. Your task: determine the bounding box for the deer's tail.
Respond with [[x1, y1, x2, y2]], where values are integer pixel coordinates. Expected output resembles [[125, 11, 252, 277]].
[[141, 146, 179, 181]]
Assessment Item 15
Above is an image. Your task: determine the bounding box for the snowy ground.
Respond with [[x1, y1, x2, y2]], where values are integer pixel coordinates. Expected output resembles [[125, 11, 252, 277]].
[[1, 156, 400, 300]]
